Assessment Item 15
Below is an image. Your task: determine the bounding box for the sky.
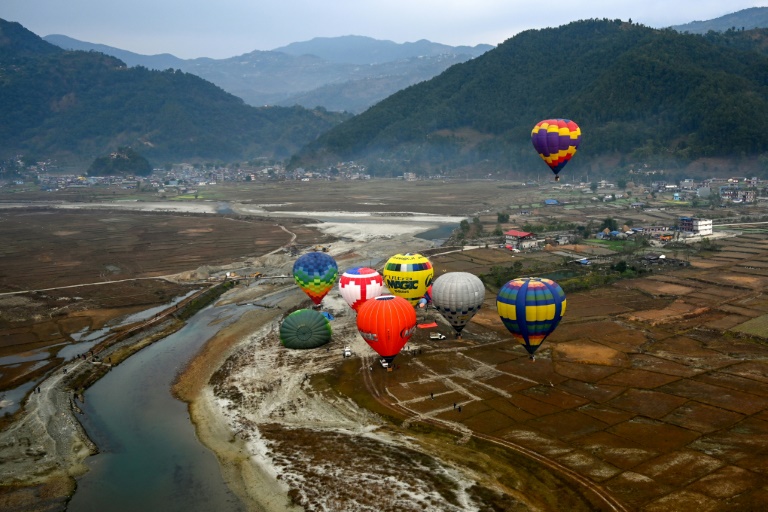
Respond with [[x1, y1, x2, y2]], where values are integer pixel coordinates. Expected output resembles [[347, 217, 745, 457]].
[[3, 1, 768, 59]]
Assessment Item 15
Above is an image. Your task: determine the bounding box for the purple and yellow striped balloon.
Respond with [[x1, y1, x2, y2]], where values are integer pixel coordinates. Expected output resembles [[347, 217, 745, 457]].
[[531, 119, 581, 181], [496, 277, 566, 359]]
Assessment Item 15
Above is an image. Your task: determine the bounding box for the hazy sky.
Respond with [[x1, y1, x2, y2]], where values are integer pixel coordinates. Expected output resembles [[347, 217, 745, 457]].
[[3, 1, 768, 59]]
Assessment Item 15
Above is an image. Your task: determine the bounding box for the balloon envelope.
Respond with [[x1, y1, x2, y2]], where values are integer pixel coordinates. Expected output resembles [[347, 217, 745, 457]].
[[279, 309, 332, 349], [531, 119, 581, 179], [383, 253, 434, 306], [356, 295, 417, 363], [496, 277, 566, 358], [293, 252, 339, 305], [431, 272, 485, 335], [339, 266, 384, 311]]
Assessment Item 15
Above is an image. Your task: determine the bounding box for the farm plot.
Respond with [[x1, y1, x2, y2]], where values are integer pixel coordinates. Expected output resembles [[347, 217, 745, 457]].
[[367, 229, 768, 511], [0, 209, 300, 292]]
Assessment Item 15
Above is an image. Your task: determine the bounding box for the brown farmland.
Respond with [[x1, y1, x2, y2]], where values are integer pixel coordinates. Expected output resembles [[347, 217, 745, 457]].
[[0, 207, 329, 396], [363, 227, 768, 511], [4, 180, 768, 511]]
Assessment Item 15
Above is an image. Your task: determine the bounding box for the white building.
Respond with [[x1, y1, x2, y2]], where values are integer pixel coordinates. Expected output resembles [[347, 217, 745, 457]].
[[679, 217, 713, 236], [693, 218, 713, 236]]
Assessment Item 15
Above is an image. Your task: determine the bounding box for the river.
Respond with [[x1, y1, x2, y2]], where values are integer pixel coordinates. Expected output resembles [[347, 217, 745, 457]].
[[67, 303, 251, 512]]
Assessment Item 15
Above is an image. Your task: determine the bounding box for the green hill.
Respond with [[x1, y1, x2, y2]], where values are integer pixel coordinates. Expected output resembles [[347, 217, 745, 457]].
[[294, 19, 768, 177], [0, 19, 348, 166]]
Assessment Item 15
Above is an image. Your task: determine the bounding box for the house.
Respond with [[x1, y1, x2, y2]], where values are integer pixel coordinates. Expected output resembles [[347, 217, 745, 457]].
[[504, 230, 540, 250], [679, 217, 712, 236], [544, 199, 560, 206], [680, 179, 696, 190]]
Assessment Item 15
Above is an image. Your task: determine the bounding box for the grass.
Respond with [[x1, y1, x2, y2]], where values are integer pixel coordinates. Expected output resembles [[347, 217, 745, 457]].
[[731, 314, 768, 338]]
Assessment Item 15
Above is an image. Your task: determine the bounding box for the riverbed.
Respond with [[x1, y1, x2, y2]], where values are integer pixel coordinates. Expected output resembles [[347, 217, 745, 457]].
[[67, 303, 252, 512]]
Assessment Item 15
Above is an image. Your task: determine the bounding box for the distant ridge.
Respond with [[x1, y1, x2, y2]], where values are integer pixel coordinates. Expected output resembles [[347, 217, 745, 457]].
[[44, 34, 492, 113], [44, 34, 185, 69], [273, 35, 493, 64], [670, 7, 768, 33]]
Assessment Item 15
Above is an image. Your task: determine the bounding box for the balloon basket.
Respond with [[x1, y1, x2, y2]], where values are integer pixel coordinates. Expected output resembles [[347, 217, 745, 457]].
[[387, 367, 393, 372]]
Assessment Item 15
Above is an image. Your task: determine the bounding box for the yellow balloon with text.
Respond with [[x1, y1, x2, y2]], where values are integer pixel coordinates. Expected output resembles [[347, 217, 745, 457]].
[[382, 253, 434, 306]]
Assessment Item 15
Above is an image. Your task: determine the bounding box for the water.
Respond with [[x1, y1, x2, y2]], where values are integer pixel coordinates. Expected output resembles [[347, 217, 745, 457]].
[[415, 223, 457, 244], [0, 292, 201, 415], [115, 290, 198, 325], [68, 304, 249, 512], [216, 202, 235, 215], [57, 329, 110, 361], [0, 380, 40, 412]]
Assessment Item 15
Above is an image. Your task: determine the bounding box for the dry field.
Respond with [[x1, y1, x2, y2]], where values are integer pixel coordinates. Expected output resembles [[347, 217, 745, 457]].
[[0, 207, 329, 400], [4, 180, 768, 511], [354, 226, 768, 511]]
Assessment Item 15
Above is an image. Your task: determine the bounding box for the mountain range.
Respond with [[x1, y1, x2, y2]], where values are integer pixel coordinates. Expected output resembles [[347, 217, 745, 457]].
[[43, 34, 492, 114], [3, 9, 768, 178], [294, 18, 768, 178], [0, 19, 348, 166]]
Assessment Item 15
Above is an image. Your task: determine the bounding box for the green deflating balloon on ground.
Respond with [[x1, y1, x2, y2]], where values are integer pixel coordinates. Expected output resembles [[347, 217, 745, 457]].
[[279, 309, 332, 349]]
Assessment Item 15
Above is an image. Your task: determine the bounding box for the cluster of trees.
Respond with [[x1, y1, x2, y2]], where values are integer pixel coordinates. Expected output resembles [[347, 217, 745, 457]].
[[297, 19, 768, 174], [87, 147, 152, 176]]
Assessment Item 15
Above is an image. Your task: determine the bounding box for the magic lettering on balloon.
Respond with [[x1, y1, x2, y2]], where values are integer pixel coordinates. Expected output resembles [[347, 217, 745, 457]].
[[382, 253, 434, 306]]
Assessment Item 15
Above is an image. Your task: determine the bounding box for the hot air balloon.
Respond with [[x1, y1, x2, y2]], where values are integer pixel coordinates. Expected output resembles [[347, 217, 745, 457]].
[[531, 119, 581, 182], [383, 253, 434, 306], [338, 266, 384, 311], [356, 295, 417, 365], [418, 285, 433, 309], [496, 277, 566, 360], [279, 309, 332, 349], [431, 272, 485, 338], [293, 252, 338, 305]]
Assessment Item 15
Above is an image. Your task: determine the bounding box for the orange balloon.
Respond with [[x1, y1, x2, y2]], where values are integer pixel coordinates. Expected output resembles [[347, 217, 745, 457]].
[[356, 295, 416, 363]]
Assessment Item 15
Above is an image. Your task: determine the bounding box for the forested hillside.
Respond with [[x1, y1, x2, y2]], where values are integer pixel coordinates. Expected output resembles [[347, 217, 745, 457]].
[[294, 19, 768, 177], [0, 19, 348, 166]]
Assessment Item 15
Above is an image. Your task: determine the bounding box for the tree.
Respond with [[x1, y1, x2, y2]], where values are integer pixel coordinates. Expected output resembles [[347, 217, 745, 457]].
[[590, 182, 598, 193], [497, 212, 510, 223], [599, 217, 619, 231], [87, 147, 152, 176]]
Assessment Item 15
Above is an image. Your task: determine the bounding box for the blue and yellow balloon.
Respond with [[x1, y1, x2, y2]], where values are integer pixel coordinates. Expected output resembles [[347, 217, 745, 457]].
[[496, 277, 566, 360]]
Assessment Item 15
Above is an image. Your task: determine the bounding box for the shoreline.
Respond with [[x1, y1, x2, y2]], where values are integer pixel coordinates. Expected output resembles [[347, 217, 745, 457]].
[[173, 302, 304, 512], [171, 232, 437, 511]]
